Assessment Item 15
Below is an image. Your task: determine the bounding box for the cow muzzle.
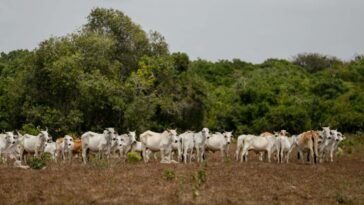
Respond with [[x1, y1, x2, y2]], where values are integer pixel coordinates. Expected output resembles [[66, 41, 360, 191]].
[[227, 142, 231, 144]]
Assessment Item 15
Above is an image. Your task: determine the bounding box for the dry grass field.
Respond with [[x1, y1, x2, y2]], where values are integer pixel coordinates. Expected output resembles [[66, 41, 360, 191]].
[[0, 138, 364, 205]]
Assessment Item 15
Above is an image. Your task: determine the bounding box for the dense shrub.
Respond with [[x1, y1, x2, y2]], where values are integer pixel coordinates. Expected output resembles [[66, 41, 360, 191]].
[[0, 8, 363, 135]]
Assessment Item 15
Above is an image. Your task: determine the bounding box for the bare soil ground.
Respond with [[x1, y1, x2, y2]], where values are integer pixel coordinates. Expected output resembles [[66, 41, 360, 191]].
[[0, 145, 363, 205]]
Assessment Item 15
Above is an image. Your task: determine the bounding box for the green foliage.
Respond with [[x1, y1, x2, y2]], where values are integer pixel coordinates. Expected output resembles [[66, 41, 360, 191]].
[[335, 192, 355, 204], [27, 153, 51, 169], [0, 8, 363, 135], [193, 161, 207, 187], [89, 157, 109, 169], [162, 169, 176, 181], [127, 152, 142, 163]]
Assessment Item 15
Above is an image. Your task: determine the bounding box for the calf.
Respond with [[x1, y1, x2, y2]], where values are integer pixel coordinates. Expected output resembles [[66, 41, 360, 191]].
[[118, 131, 137, 158], [44, 141, 57, 160], [171, 134, 182, 162], [275, 132, 297, 163]]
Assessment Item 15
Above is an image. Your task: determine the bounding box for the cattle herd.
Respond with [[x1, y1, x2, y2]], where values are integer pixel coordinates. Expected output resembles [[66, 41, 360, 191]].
[[0, 127, 345, 168]]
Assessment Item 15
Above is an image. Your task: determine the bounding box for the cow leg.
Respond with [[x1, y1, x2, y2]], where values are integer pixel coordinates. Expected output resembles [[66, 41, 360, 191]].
[[34, 149, 38, 158], [184, 149, 188, 164], [259, 152, 264, 161], [160, 148, 165, 163], [267, 150, 271, 163], [286, 150, 291, 163], [330, 149, 334, 162], [278, 149, 282, 164], [241, 148, 247, 162], [309, 148, 314, 164], [221, 148, 225, 162], [82, 148, 87, 164], [235, 145, 240, 161], [196, 148, 200, 163], [142, 146, 148, 163]]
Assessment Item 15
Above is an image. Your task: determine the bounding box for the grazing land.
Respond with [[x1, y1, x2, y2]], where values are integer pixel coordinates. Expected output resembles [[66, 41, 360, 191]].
[[1, 141, 363, 205]]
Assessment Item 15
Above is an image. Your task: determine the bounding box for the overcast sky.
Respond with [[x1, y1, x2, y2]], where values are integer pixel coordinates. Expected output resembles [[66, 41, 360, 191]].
[[1, 0, 363, 63]]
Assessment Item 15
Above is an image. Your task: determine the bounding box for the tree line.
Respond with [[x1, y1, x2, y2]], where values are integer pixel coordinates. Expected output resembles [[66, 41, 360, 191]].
[[0, 8, 363, 137]]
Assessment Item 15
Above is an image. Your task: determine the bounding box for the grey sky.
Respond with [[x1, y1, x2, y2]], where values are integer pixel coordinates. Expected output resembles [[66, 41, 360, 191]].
[[1, 0, 363, 63]]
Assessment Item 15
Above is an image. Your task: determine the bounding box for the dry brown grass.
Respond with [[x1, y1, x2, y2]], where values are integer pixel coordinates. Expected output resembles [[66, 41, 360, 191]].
[[0, 145, 363, 205]]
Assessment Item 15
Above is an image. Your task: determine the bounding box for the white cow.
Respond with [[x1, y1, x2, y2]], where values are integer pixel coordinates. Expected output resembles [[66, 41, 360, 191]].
[[81, 128, 117, 164], [235, 134, 256, 161], [18, 129, 51, 162], [140, 129, 178, 163], [44, 141, 57, 160], [320, 129, 345, 162], [205, 131, 233, 161], [57, 135, 75, 161], [241, 134, 278, 163], [0, 131, 19, 161], [117, 131, 137, 158], [171, 134, 182, 162], [275, 132, 297, 163], [193, 128, 210, 163], [318, 127, 332, 162], [180, 131, 195, 163], [130, 141, 154, 161]]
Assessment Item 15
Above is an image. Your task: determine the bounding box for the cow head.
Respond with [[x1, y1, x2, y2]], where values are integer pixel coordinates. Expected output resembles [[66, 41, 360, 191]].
[[167, 129, 178, 143], [64, 135, 74, 149], [116, 135, 125, 148], [104, 128, 117, 142], [223, 131, 233, 144], [280, 130, 289, 136], [128, 131, 137, 144], [202, 128, 210, 139], [331, 130, 344, 143], [39, 129, 51, 143], [321, 127, 333, 146], [5, 131, 17, 145]]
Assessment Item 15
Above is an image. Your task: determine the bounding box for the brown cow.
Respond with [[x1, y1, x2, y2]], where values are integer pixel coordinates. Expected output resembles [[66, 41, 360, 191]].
[[72, 138, 82, 156], [296, 130, 320, 164]]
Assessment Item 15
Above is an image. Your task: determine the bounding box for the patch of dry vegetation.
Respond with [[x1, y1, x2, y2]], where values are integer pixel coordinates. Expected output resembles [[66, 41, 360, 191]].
[[0, 136, 363, 205]]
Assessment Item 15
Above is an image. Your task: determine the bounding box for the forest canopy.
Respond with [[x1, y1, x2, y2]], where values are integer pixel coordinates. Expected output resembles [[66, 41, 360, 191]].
[[0, 8, 363, 137]]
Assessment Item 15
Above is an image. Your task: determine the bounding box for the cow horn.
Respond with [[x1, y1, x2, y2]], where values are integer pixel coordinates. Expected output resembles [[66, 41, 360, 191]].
[[45, 127, 48, 132]]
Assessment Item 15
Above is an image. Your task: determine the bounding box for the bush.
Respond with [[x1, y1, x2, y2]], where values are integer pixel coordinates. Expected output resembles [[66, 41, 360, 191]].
[[163, 169, 176, 181], [127, 152, 142, 163], [27, 153, 51, 169], [336, 192, 354, 204]]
